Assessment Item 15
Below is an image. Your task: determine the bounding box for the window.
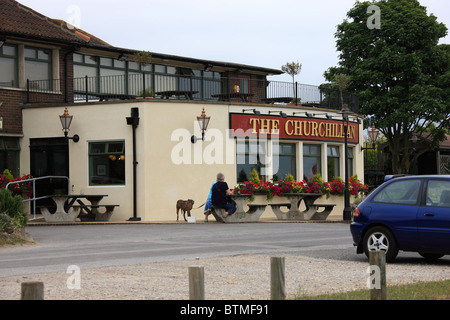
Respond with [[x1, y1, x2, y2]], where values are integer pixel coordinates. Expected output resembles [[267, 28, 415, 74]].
[[0, 44, 18, 88], [347, 147, 354, 177], [239, 75, 250, 94], [128, 61, 152, 97], [303, 144, 321, 180], [426, 180, 450, 207], [24, 46, 52, 89], [327, 146, 340, 181], [236, 139, 266, 182], [99, 58, 126, 95], [373, 179, 421, 205], [89, 141, 125, 185], [0, 138, 20, 177], [273, 143, 296, 181], [73, 54, 99, 94], [203, 71, 222, 100], [154, 64, 176, 93]]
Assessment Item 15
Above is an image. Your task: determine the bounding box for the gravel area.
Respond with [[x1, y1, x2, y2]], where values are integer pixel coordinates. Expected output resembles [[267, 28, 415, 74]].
[[1, 252, 449, 300]]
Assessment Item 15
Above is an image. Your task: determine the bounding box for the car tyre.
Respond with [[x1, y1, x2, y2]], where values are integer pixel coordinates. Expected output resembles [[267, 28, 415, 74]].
[[363, 226, 399, 262]]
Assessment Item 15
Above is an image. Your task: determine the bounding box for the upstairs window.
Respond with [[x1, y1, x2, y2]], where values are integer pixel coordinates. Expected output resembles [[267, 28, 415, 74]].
[[25, 46, 52, 89], [0, 44, 18, 88]]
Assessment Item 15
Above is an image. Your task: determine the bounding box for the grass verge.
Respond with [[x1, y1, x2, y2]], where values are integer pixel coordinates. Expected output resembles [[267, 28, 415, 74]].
[[295, 279, 450, 300]]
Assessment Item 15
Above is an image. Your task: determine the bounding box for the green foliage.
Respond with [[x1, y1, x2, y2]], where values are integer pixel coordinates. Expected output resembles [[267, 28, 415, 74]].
[[2, 169, 13, 180], [325, 0, 450, 174], [0, 188, 27, 229], [0, 213, 13, 234], [283, 173, 295, 183], [282, 61, 302, 97], [249, 168, 261, 185]]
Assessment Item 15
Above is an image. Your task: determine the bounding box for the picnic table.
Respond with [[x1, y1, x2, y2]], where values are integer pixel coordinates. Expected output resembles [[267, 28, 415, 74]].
[[269, 193, 335, 221], [211, 92, 254, 102], [40, 194, 118, 222], [263, 97, 295, 104], [155, 90, 198, 100], [209, 194, 267, 223]]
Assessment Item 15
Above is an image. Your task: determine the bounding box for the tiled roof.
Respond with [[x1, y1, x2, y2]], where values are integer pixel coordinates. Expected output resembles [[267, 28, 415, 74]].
[[0, 0, 282, 75], [0, 0, 110, 46]]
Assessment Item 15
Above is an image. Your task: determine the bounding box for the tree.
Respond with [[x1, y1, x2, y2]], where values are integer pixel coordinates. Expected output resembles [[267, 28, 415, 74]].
[[333, 73, 351, 107], [324, 0, 450, 174], [281, 61, 302, 99]]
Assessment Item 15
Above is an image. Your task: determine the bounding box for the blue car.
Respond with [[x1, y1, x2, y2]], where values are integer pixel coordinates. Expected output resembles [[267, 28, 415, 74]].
[[350, 175, 450, 262]]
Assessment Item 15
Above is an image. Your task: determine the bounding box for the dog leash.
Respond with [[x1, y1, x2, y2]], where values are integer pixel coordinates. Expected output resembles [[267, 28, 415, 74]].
[[193, 202, 206, 209]]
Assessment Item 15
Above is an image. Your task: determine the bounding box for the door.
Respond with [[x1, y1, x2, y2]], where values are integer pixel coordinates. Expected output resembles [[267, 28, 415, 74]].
[[30, 138, 69, 209], [417, 179, 450, 251]]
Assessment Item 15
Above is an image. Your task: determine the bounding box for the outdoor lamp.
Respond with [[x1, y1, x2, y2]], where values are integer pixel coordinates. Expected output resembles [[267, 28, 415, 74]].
[[269, 111, 287, 118], [361, 123, 380, 151], [59, 107, 79, 142], [191, 108, 211, 143], [242, 109, 261, 115], [313, 112, 333, 120], [340, 104, 352, 221]]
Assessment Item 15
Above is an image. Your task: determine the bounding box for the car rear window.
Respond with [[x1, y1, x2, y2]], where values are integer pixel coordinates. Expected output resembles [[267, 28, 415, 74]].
[[372, 179, 421, 205]]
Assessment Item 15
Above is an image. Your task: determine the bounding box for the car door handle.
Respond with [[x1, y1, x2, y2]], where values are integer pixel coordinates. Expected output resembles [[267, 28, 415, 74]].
[[424, 213, 435, 217]]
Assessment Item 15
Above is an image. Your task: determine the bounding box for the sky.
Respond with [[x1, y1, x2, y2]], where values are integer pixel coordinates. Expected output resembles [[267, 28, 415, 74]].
[[16, 0, 450, 86]]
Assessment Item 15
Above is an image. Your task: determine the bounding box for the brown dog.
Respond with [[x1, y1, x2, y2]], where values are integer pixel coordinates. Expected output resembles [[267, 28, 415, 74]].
[[176, 199, 194, 221]]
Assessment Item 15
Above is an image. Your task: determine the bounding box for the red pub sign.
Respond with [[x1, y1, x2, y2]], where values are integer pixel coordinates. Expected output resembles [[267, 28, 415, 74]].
[[230, 113, 359, 144]]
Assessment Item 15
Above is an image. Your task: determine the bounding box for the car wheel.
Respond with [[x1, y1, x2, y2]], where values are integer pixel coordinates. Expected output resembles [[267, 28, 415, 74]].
[[363, 226, 399, 262], [418, 252, 444, 260]]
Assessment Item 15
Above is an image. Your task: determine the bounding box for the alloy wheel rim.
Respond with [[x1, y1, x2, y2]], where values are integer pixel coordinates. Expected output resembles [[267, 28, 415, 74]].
[[367, 232, 389, 252]]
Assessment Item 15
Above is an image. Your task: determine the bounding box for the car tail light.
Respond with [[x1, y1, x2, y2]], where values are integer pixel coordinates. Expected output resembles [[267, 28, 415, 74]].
[[353, 208, 360, 217]]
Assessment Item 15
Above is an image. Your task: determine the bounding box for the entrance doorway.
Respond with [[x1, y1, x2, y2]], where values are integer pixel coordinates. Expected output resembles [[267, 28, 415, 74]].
[[30, 138, 69, 209]]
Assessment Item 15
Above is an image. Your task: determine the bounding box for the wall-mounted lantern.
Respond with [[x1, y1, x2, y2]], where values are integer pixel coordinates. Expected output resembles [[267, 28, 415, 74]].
[[361, 123, 380, 151], [59, 107, 79, 142], [191, 108, 211, 143]]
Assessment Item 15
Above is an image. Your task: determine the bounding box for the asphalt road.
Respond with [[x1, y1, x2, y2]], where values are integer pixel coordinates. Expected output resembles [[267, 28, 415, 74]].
[[0, 222, 357, 277]]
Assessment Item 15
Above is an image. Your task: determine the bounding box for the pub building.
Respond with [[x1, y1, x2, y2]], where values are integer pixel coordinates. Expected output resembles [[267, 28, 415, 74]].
[[1, 0, 364, 222]]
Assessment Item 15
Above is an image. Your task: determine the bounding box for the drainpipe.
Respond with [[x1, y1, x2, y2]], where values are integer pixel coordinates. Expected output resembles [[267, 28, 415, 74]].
[[126, 107, 141, 221]]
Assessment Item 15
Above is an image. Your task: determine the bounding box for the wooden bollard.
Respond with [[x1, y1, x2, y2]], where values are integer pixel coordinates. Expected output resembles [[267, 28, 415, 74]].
[[189, 266, 205, 300], [368, 251, 387, 300], [270, 257, 286, 300], [21, 281, 44, 300]]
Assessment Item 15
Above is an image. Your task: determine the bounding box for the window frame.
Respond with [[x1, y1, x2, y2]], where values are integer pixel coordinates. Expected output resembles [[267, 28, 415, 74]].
[[273, 142, 297, 181], [327, 145, 340, 181], [0, 44, 18, 88], [303, 143, 322, 180], [88, 140, 126, 186], [236, 139, 267, 182], [24, 46, 52, 83]]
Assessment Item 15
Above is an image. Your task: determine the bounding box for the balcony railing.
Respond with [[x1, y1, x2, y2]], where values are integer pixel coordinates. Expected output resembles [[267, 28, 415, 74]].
[[25, 73, 359, 112]]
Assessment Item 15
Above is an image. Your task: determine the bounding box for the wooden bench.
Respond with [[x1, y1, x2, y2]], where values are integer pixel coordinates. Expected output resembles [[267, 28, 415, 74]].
[[72, 204, 119, 222]]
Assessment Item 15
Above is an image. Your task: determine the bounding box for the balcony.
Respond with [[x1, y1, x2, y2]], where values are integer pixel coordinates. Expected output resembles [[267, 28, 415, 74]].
[[24, 73, 359, 113]]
